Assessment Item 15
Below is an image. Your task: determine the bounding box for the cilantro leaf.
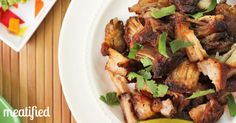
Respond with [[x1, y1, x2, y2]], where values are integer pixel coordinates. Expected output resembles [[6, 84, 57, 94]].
[[140, 56, 153, 67], [158, 32, 169, 57], [170, 40, 193, 53], [138, 70, 152, 81], [100, 92, 120, 106], [227, 94, 236, 117], [127, 72, 145, 91], [157, 84, 169, 97], [151, 5, 176, 19], [146, 80, 168, 98], [128, 43, 144, 59], [136, 77, 145, 91], [127, 72, 142, 81], [187, 89, 215, 99]]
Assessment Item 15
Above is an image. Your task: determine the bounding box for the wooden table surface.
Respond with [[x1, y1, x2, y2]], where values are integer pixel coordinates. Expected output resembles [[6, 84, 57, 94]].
[[0, 0, 76, 123]]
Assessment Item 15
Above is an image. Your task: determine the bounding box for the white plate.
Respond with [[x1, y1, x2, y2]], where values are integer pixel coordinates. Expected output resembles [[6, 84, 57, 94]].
[[59, 0, 236, 122], [0, 0, 56, 51]]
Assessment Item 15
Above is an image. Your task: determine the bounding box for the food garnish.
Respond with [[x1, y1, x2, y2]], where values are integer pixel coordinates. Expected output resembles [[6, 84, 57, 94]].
[[227, 94, 236, 117], [187, 89, 215, 99], [190, 0, 217, 19], [170, 40, 193, 53], [100, 92, 119, 106], [151, 5, 176, 19], [128, 43, 144, 59], [158, 32, 168, 57]]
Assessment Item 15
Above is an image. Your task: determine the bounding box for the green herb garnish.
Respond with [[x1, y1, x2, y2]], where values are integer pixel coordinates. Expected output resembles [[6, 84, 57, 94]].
[[190, 0, 217, 19], [151, 5, 176, 19], [187, 89, 215, 99], [227, 94, 236, 117], [127, 72, 145, 90], [158, 32, 169, 57], [170, 40, 193, 53], [140, 56, 153, 67], [128, 43, 144, 59], [146, 80, 168, 98], [100, 92, 120, 106]]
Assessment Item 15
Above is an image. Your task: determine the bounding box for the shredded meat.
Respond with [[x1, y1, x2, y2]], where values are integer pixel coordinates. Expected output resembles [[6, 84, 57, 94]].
[[165, 60, 200, 90], [189, 100, 224, 123], [101, 18, 127, 56], [171, 0, 200, 13], [153, 51, 186, 78], [197, 58, 230, 91]]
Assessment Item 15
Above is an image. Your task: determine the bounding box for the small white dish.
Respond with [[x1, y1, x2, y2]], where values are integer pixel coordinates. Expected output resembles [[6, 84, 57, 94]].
[[0, 0, 56, 51], [59, 0, 236, 123]]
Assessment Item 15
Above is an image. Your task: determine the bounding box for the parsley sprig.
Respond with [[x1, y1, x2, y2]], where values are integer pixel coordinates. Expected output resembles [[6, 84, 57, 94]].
[[100, 92, 120, 106]]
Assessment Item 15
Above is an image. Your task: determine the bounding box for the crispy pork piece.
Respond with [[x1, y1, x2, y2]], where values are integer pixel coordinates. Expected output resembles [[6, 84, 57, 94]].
[[101, 18, 127, 56], [171, 0, 200, 13], [165, 60, 200, 90], [108, 72, 130, 94], [136, 45, 157, 61], [119, 93, 138, 123], [151, 99, 162, 113], [200, 32, 234, 54], [124, 17, 144, 48], [195, 15, 227, 38], [226, 75, 236, 92], [197, 58, 229, 91], [153, 51, 186, 78], [129, 0, 170, 15], [215, 2, 236, 37], [106, 48, 129, 76], [132, 92, 155, 120], [175, 13, 208, 62], [160, 99, 177, 117], [189, 100, 224, 123]]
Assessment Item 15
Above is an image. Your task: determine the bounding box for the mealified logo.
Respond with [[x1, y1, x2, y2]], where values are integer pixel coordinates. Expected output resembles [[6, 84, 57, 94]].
[[3, 106, 50, 120]]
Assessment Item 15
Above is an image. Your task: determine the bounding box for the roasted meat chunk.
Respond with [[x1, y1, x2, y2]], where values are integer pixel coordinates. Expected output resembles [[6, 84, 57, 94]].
[[165, 60, 200, 90], [132, 92, 155, 120], [226, 75, 236, 92], [189, 100, 224, 123], [119, 93, 138, 123], [124, 17, 144, 48], [197, 58, 229, 91], [153, 51, 186, 78], [175, 13, 208, 62], [171, 0, 200, 13], [160, 99, 177, 117], [215, 2, 236, 37], [129, 0, 170, 15], [101, 18, 127, 56]]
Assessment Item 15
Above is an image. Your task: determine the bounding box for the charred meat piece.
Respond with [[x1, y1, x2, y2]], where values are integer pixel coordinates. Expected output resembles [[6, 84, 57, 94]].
[[119, 93, 138, 123], [195, 15, 227, 38], [151, 99, 163, 113], [165, 60, 200, 90], [200, 32, 234, 54], [175, 13, 208, 62], [106, 48, 129, 76], [153, 51, 186, 78], [160, 99, 177, 117], [171, 0, 200, 14], [124, 17, 144, 48], [189, 100, 224, 123], [131, 92, 155, 120], [197, 58, 230, 91], [129, 0, 170, 15], [226, 75, 236, 92], [101, 18, 127, 56], [215, 2, 236, 37], [136, 44, 157, 61]]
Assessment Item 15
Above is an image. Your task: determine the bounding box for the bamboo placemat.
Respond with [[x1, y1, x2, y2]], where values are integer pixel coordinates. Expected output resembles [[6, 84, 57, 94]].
[[0, 0, 76, 123]]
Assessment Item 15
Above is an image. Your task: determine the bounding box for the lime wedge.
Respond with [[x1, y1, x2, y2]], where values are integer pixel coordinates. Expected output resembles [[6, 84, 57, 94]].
[[139, 118, 193, 123]]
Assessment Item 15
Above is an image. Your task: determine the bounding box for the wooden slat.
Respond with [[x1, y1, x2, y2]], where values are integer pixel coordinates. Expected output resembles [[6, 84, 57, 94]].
[[19, 46, 28, 123], [27, 36, 37, 123], [53, 0, 62, 123], [2, 44, 11, 104], [11, 50, 20, 109], [0, 42, 3, 96], [36, 22, 45, 123], [44, 10, 53, 123]]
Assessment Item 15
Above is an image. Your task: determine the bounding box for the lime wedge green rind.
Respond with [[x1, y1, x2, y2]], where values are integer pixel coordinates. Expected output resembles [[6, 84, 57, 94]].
[[0, 96, 21, 123], [138, 118, 193, 123]]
